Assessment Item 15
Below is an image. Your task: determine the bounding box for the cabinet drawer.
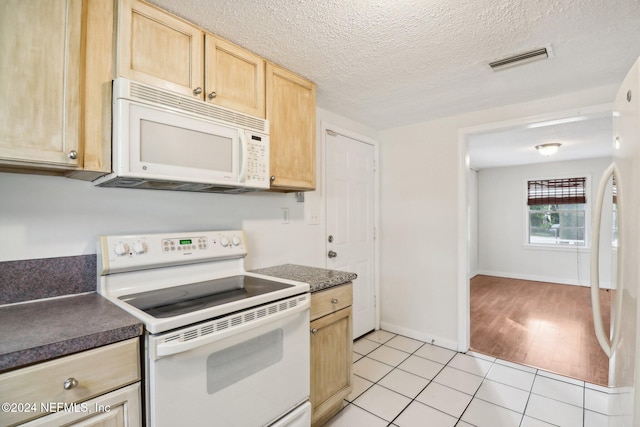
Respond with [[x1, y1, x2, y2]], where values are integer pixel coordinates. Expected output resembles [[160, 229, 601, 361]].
[[310, 283, 352, 321], [0, 338, 140, 426]]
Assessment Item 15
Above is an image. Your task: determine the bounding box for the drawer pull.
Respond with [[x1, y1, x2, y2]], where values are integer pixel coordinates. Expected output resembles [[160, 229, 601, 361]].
[[331, 298, 339, 304], [63, 377, 79, 390], [311, 328, 318, 335]]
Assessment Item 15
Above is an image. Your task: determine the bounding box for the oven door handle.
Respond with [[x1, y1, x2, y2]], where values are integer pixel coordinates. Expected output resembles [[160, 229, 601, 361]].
[[152, 299, 309, 359]]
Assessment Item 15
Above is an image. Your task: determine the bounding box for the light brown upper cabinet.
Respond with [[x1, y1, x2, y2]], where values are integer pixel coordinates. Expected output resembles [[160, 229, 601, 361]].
[[118, 0, 266, 117], [0, 0, 316, 187], [205, 35, 265, 117], [266, 63, 317, 191], [117, 0, 204, 98], [76, 0, 116, 179], [0, 0, 83, 171]]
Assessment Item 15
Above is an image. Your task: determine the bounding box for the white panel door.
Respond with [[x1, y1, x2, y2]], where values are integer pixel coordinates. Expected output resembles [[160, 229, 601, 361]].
[[326, 131, 376, 338]]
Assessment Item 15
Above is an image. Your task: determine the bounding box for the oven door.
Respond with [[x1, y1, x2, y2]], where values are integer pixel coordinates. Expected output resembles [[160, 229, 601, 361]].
[[146, 298, 310, 427]]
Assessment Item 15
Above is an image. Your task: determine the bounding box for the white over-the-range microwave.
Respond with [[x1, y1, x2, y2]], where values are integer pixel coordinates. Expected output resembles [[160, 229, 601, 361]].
[[93, 78, 270, 193]]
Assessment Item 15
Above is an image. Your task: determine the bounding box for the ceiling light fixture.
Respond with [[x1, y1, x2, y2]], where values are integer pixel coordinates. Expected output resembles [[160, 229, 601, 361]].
[[535, 143, 561, 156], [488, 45, 553, 71]]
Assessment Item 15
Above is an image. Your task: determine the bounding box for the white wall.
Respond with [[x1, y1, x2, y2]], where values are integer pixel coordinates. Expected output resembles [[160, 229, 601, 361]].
[[476, 158, 614, 287], [0, 171, 318, 268], [468, 169, 479, 278], [0, 109, 378, 274], [379, 84, 617, 350]]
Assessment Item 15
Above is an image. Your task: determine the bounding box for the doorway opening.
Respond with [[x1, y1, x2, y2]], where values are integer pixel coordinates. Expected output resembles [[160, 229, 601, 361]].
[[458, 106, 614, 385]]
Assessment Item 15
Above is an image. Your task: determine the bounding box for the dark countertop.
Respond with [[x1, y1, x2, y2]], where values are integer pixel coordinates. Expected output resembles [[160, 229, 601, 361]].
[[0, 293, 143, 372], [251, 264, 357, 293]]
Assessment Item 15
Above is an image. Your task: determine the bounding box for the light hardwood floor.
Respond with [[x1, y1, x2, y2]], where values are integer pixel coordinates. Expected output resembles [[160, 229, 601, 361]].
[[470, 275, 611, 386]]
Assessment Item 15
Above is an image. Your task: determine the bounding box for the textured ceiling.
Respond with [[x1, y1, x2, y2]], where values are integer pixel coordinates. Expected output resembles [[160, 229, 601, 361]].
[[149, 0, 640, 130]]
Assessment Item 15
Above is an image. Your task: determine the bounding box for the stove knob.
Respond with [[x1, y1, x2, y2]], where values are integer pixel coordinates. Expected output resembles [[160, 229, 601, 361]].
[[133, 242, 147, 255], [220, 236, 230, 247], [114, 243, 130, 256], [232, 235, 241, 246]]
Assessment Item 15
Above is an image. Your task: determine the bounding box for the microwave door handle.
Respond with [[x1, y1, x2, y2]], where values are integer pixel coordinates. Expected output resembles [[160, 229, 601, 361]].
[[239, 131, 248, 184]]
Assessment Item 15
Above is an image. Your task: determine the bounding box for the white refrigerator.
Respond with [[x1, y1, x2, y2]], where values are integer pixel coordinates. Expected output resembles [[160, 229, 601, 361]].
[[591, 57, 640, 426]]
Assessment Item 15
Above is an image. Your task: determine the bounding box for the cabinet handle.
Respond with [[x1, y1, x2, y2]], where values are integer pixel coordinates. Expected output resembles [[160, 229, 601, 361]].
[[68, 150, 78, 160], [193, 87, 203, 96], [311, 328, 318, 335], [331, 298, 339, 304], [270, 175, 276, 183], [63, 377, 79, 390], [208, 91, 217, 99]]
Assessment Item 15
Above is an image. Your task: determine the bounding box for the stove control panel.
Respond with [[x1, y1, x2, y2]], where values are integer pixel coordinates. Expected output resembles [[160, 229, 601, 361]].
[[98, 230, 247, 275], [162, 236, 207, 253]]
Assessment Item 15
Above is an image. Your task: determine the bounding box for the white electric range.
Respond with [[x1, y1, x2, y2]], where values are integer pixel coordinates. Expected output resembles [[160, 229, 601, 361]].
[[97, 230, 311, 427]]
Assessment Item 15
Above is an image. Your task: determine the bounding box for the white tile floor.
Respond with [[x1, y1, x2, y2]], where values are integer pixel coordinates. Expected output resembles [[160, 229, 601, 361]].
[[324, 330, 614, 427]]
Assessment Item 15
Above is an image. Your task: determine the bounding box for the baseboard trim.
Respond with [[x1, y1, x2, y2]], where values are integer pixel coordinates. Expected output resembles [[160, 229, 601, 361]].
[[474, 270, 614, 290]]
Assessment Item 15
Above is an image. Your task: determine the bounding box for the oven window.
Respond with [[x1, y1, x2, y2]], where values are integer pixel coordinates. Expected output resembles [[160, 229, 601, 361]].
[[140, 119, 233, 172], [206, 329, 283, 394]]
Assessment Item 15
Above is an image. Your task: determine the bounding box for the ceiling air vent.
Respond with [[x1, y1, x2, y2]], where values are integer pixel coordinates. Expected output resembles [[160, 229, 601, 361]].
[[488, 46, 553, 71]]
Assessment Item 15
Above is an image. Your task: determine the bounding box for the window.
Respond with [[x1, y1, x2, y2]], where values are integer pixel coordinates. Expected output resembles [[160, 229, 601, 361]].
[[527, 177, 586, 246]]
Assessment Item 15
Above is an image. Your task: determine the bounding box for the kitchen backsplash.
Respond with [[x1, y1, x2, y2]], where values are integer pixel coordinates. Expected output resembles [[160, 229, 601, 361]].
[[0, 255, 96, 305]]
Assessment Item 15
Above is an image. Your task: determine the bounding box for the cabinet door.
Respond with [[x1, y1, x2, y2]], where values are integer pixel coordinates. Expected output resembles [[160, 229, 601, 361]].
[[310, 306, 353, 425], [0, 0, 82, 168], [205, 34, 265, 118], [266, 63, 316, 191], [118, 0, 204, 97], [22, 383, 141, 427]]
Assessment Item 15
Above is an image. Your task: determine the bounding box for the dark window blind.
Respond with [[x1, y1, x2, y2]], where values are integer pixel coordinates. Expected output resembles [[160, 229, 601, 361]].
[[527, 177, 586, 206]]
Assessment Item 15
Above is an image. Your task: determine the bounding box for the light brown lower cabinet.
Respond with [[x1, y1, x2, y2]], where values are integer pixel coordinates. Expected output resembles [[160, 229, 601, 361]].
[[20, 383, 141, 427], [310, 283, 353, 427], [0, 338, 141, 427]]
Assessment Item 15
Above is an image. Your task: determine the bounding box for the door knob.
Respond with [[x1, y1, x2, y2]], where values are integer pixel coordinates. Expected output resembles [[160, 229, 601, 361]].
[[328, 250, 337, 258]]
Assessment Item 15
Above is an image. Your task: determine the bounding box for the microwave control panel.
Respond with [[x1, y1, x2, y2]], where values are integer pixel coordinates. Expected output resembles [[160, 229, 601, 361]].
[[244, 131, 270, 189]]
